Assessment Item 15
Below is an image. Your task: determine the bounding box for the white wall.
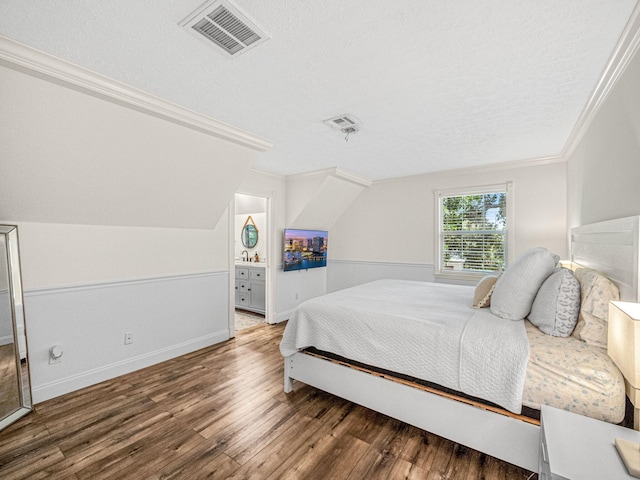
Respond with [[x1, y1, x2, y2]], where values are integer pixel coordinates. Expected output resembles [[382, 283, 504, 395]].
[[236, 170, 330, 322], [286, 172, 367, 230], [0, 64, 255, 230], [0, 52, 264, 402], [567, 41, 640, 227], [329, 161, 567, 290], [13, 222, 228, 289]]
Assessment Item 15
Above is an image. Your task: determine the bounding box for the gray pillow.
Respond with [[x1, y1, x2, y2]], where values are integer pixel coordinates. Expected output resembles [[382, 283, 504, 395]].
[[490, 247, 560, 320], [528, 268, 581, 336]]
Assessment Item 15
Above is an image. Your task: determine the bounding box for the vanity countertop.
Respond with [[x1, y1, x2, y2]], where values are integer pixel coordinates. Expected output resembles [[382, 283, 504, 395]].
[[235, 261, 266, 268]]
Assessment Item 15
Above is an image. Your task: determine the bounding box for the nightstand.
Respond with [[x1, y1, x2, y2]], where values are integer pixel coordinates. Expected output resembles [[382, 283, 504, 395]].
[[539, 405, 640, 479]]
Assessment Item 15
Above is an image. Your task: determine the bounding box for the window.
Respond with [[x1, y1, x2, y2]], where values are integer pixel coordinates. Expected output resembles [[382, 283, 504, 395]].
[[436, 183, 512, 277]]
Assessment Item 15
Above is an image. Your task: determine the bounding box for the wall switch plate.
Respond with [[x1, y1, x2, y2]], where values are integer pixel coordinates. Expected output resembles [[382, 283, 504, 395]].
[[124, 332, 133, 345]]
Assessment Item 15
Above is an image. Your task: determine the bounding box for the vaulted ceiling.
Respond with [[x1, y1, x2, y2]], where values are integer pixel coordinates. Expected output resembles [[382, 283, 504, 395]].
[[0, 1, 637, 181]]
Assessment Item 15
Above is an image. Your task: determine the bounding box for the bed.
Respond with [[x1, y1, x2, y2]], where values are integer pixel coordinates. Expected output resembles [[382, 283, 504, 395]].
[[280, 216, 640, 471]]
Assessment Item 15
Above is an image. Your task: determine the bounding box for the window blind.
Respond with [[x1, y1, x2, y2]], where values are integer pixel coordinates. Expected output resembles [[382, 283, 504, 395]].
[[439, 191, 507, 274]]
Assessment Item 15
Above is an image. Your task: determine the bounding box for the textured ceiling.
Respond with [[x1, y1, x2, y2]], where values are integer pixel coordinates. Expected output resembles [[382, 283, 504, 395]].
[[0, 1, 637, 181]]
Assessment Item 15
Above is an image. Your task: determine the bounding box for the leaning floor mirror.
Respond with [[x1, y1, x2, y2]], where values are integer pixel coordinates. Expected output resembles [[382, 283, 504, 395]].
[[0, 225, 32, 430]]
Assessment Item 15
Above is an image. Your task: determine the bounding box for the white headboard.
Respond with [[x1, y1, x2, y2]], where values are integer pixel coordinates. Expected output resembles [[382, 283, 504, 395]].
[[571, 216, 640, 303]]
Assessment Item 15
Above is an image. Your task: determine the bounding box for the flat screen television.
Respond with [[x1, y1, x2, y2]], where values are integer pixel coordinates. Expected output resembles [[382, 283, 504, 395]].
[[283, 229, 328, 272]]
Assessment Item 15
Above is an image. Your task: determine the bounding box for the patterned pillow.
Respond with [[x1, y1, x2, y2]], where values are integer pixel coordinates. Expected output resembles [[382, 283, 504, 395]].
[[572, 268, 620, 348], [490, 247, 560, 320], [472, 275, 498, 308], [528, 268, 580, 336]]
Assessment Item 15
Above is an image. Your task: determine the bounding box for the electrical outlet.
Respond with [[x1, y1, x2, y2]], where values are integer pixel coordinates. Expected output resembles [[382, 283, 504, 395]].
[[124, 332, 133, 345]]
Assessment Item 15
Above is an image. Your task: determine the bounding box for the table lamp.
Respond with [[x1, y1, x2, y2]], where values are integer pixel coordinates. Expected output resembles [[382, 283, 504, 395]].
[[609, 301, 640, 477]]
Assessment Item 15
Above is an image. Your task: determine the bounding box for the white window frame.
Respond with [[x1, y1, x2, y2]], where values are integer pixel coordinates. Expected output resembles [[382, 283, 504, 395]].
[[434, 182, 514, 281]]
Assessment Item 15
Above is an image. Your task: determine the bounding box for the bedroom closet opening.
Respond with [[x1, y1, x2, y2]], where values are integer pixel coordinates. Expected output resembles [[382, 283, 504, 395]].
[[234, 193, 269, 331]]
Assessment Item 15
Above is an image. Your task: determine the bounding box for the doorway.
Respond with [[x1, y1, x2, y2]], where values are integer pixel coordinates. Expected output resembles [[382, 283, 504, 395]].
[[233, 193, 269, 331]]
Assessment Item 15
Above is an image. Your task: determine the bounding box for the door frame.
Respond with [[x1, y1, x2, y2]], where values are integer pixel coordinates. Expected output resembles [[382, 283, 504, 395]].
[[228, 192, 273, 337]]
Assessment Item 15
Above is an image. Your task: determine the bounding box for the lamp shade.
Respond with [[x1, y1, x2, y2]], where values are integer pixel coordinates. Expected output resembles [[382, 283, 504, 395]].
[[608, 301, 640, 388]]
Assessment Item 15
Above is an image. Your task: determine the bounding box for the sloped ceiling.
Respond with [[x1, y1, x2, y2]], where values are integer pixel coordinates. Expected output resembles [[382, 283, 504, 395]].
[[286, 170, 370, 230], [0, 1, 638, 182], [0, 61, 257, 229]]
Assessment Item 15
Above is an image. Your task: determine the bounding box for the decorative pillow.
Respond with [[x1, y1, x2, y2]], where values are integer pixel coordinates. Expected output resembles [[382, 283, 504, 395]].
[[528, 268, 580, 336], [572, 268, 620, 348], [472, 275, 498, 308], [490, 247, 560, 321]]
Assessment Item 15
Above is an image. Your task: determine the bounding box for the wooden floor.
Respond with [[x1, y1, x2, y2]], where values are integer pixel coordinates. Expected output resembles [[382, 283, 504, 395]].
[[0, 323, 536, 479]]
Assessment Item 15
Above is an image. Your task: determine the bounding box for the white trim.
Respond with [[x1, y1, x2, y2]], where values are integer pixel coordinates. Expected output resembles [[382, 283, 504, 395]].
[[228, 200, 237, 339], [372, 156, 564, 185], [329, 259, 431, 269], [0, 35, 272, 152], [436, 182, 512, 198], [24, 270, 227, 296], [230, 192, 274, 326], [276, 309, 295, 323], [327, 259, 436, 292], [248, 168, 285, 180], [32, 330, 228, 403], [286, 167, 372, 187], [562, 3, 640, 159]]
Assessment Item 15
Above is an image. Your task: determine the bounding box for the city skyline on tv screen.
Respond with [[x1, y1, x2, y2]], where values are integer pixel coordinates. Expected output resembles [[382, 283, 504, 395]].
[[283, 229, 328, 272]]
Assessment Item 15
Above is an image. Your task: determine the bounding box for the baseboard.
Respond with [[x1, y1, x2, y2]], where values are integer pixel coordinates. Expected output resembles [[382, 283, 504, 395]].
[[32, 329, 229, 404], [276, 310, 294, 323]]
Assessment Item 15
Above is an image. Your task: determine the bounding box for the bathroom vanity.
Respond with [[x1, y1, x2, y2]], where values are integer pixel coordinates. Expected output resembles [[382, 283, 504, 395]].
[[235, 264, 266, 314]]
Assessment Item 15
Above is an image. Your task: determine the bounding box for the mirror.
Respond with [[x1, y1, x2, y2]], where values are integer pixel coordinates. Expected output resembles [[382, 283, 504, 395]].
[[0, 225, 32, 431], [241, 216, 259, 249]]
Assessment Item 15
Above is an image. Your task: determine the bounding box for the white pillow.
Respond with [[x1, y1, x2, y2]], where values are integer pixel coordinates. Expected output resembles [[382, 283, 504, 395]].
[[528, 268, 580, 336], [490, 247, 560, 320]]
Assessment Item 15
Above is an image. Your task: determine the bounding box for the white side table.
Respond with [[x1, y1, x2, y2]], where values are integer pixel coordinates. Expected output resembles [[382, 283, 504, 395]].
[[539, 404, 640, 479]]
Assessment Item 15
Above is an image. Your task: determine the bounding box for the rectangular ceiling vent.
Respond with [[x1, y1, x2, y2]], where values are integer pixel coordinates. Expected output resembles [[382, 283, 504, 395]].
[[323, 114, 361, 132], [179, 0, 270, 58]]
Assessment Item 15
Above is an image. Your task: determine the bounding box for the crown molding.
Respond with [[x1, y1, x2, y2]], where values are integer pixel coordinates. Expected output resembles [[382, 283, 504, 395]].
[[286, 167, 372, 187], [372, 155, 565, 184], [247, 168, 285, 180], [0, 35, 273, 152], [561, 3, 640, 159]]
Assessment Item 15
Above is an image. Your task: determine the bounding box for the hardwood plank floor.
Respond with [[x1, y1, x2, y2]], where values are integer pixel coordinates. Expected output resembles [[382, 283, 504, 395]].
[[0, 323, 537, 479]]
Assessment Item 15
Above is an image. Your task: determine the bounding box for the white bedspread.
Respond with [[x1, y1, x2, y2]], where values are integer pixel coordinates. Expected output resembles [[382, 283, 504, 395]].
[[280, 279, 529, 413]]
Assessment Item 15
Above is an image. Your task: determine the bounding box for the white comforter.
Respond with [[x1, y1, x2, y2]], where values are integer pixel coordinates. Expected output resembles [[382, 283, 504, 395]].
[[280, 279, 530, 413]]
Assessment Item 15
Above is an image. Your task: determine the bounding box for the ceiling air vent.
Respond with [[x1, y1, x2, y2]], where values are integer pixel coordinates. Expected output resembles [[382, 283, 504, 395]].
[[324, 115, 361, 130], [179, 0, 270, 58]]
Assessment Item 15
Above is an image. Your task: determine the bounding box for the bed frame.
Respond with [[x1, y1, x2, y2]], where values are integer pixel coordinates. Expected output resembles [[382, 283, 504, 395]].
[[283, 215, 640, 472]]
